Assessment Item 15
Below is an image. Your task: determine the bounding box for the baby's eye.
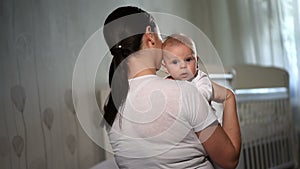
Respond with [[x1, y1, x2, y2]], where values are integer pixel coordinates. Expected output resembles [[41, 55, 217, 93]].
[[185, 57, 194, 62], [171, 60, 179, 64]]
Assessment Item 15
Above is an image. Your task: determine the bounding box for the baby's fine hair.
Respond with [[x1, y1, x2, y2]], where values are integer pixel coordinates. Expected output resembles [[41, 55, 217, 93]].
[[162, 33, 197, 56]]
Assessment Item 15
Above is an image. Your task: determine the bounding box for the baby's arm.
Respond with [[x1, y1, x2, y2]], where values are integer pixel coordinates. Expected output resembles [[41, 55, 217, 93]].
[[211, 82, 228, 103], [193, 70, 230, 104], [192, 71, 213, 101]]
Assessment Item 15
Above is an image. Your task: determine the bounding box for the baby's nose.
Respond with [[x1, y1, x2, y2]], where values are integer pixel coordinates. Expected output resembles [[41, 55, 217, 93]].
[[180, 61, 187, 68]]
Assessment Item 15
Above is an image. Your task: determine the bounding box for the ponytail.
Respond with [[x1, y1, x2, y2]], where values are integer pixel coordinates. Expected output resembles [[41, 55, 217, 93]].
[[103, 46, 130, 126], [102, 6, 156, 127]]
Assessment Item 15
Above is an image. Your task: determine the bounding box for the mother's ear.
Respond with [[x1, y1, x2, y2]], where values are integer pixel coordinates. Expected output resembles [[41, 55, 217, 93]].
[[144, 26, 156, 47]]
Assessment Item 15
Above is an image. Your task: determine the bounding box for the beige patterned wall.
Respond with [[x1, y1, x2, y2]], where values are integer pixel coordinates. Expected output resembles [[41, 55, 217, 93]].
[[0, 1, 197, 168], [0, 0, 116, 168]]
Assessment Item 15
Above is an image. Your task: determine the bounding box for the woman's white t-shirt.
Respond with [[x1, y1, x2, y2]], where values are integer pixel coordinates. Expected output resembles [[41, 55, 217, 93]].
[[108, 75, 218, 169]]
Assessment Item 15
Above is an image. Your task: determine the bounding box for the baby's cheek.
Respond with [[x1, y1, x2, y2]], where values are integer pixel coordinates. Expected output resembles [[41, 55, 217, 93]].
[[190, 65, 197, 74], [167, 66, 179, 73]]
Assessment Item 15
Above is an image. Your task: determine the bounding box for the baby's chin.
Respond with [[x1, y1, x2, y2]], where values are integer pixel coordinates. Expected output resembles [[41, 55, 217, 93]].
[[175, 76, 194, 81]]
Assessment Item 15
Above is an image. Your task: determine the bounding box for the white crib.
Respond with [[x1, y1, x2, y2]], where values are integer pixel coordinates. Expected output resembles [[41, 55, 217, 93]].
[[220, 64, 298, 169]]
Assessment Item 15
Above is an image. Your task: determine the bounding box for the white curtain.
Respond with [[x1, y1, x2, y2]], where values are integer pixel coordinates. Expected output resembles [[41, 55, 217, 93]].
[[235, 0, 300, 123], [191, 0, 300, 123]]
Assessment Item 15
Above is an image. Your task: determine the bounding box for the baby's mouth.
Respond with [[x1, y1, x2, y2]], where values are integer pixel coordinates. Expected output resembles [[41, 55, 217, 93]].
[[180, 73, 189, 78]]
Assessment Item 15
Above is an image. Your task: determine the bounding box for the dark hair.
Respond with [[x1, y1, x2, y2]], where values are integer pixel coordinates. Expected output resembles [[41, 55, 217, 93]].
[[103, 6, 156, 126]]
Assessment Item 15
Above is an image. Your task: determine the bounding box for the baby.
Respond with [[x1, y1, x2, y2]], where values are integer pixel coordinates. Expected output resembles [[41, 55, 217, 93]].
[[162, 33, 214, 103], [162, 33, 230, 169]]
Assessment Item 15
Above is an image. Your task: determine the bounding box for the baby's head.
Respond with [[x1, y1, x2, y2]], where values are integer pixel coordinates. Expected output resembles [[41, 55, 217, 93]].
[[162, 34, 198, 81]]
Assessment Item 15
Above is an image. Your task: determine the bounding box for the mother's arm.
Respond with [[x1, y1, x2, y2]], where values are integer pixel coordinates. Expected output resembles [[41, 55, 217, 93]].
[[196, 89, 241, 169]]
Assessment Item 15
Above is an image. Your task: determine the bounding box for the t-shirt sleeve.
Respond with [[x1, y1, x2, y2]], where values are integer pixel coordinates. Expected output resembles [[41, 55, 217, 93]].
[[179, 81, 218, 132], [192, 70, 213, 101]]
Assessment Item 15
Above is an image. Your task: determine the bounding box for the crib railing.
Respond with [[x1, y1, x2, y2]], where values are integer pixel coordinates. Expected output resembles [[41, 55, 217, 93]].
[[235, 89, 295, 169], [218, 64, 298, 169]]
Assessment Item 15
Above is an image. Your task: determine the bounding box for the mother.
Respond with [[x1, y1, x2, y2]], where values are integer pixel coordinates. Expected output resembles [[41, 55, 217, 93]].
[[103, 6, 241, 169]]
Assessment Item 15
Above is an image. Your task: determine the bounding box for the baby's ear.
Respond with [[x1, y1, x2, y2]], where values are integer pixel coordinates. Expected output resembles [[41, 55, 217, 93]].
[[161, 59, 166, 66], [161, 60, 169, 73]]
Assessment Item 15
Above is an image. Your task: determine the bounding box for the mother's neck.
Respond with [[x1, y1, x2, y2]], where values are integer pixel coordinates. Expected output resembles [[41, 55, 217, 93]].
[[127, 53, 157, 79], [128, 68, 156, 79]]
